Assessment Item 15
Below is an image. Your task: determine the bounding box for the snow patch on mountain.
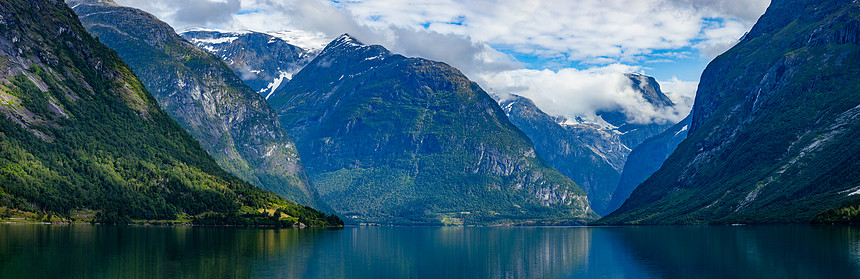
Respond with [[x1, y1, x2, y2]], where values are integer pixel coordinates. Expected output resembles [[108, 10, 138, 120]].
[[264, 71, 291, 99], [840, 186, 860, 196], [364, 54, 385, 61], [557, 114, 617, 131], [180, 27, 330, 53], [181, 27, 251, 35], [188, 36, 239, 45], [674, 125, 688, 137]]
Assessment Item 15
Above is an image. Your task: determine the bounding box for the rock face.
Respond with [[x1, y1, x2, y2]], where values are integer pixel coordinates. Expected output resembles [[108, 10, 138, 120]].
[[268, 34, 596, 225], [496, 74, 677, 215], [180, 29, 325, 98], [0, 0, 337, 225], [599, 0, 860, 224], [604, 115, 691, 215], [68, 0, 328, 210]]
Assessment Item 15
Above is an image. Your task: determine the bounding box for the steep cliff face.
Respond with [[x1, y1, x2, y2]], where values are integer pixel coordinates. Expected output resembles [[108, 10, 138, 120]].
[[496, 74, 677, 215], [68, 0, 328, 210], [600, 0, 860, 224], [604, 115, 690, 215], [180, 29, 324, 98], [0, 0, 339, 226], [268, 35, 595, 225]]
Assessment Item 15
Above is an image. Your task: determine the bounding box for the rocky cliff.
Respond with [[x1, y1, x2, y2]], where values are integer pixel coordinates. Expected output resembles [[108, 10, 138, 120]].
[[68, 0, 328, 210], [599, 0, 860, 224]]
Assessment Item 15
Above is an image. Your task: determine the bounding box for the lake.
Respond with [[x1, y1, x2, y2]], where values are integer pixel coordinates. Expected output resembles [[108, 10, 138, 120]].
[[0, 224, 858, 278]]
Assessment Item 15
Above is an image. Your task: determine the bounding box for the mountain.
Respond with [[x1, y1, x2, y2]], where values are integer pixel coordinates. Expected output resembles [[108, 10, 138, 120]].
[[267, 34, 596, 225], [0, 0, 339, 226], [604, 115, 690, 214], [598, 0, 860, 225], [496, 94, 623, 215], [596, 74, 678, 151], [180, 28, 327, 98], [496, 74, 677, 215], [68, 0, 329, 211]]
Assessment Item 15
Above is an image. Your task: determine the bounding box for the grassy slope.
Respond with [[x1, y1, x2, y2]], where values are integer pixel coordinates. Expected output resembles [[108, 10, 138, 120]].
[[69, 1, 327, 210], [271, 38, 594, 225], [0, 0, 340, 227]]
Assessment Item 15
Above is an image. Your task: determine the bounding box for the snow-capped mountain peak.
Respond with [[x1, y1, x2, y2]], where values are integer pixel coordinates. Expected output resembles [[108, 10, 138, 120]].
[[181, 28, 324, 96]]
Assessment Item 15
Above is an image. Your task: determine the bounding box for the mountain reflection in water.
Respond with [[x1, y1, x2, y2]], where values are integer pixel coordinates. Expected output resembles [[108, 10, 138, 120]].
[[1, 225, 858, 278]]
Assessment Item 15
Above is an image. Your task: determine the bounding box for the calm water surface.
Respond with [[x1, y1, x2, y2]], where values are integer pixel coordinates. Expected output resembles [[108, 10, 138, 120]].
[[1, 224, 858, 278]]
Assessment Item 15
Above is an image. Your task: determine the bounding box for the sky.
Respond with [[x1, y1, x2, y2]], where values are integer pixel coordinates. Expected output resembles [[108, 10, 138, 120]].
[[113, 0, 770, 125]]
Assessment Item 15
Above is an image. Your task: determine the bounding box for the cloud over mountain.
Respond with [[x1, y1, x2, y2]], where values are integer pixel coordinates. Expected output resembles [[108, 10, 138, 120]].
[[114, 0, 767, 124]]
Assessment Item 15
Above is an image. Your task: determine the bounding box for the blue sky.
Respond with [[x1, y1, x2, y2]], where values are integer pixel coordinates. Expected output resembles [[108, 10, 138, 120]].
[[500, 45, 711, 82], [115, 0, 770, 124]]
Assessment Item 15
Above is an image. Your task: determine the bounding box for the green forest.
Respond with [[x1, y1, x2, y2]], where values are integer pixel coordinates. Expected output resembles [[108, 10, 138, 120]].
[[0, 0, 340, 227]]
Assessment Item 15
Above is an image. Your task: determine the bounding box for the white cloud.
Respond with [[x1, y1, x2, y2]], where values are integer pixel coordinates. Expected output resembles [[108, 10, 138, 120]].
[[479, 65, 694, 125], [694, 19, 750, 58], [329, 0, 768, 62], [659, 76, 698, 117], [111, 0, 768, 125], [115, 0, 768, 63], [667, 0, 771, 23]]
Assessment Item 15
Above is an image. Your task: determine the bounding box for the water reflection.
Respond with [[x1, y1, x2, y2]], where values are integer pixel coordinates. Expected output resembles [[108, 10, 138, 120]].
[[248, 227, 592, 278], [608, 226, 860, 278], [0, 225, 858, 278]]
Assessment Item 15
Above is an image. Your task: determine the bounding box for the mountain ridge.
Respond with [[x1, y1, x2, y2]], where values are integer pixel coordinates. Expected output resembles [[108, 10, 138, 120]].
[[598, 0, 860, 225], [496, 73, 679, 215], [68, 0, 330, 211], [0, 0, 339, 226], [180, 28, 326, 98], [604, 115, 691, 214], [269, 33, 596, 225]]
